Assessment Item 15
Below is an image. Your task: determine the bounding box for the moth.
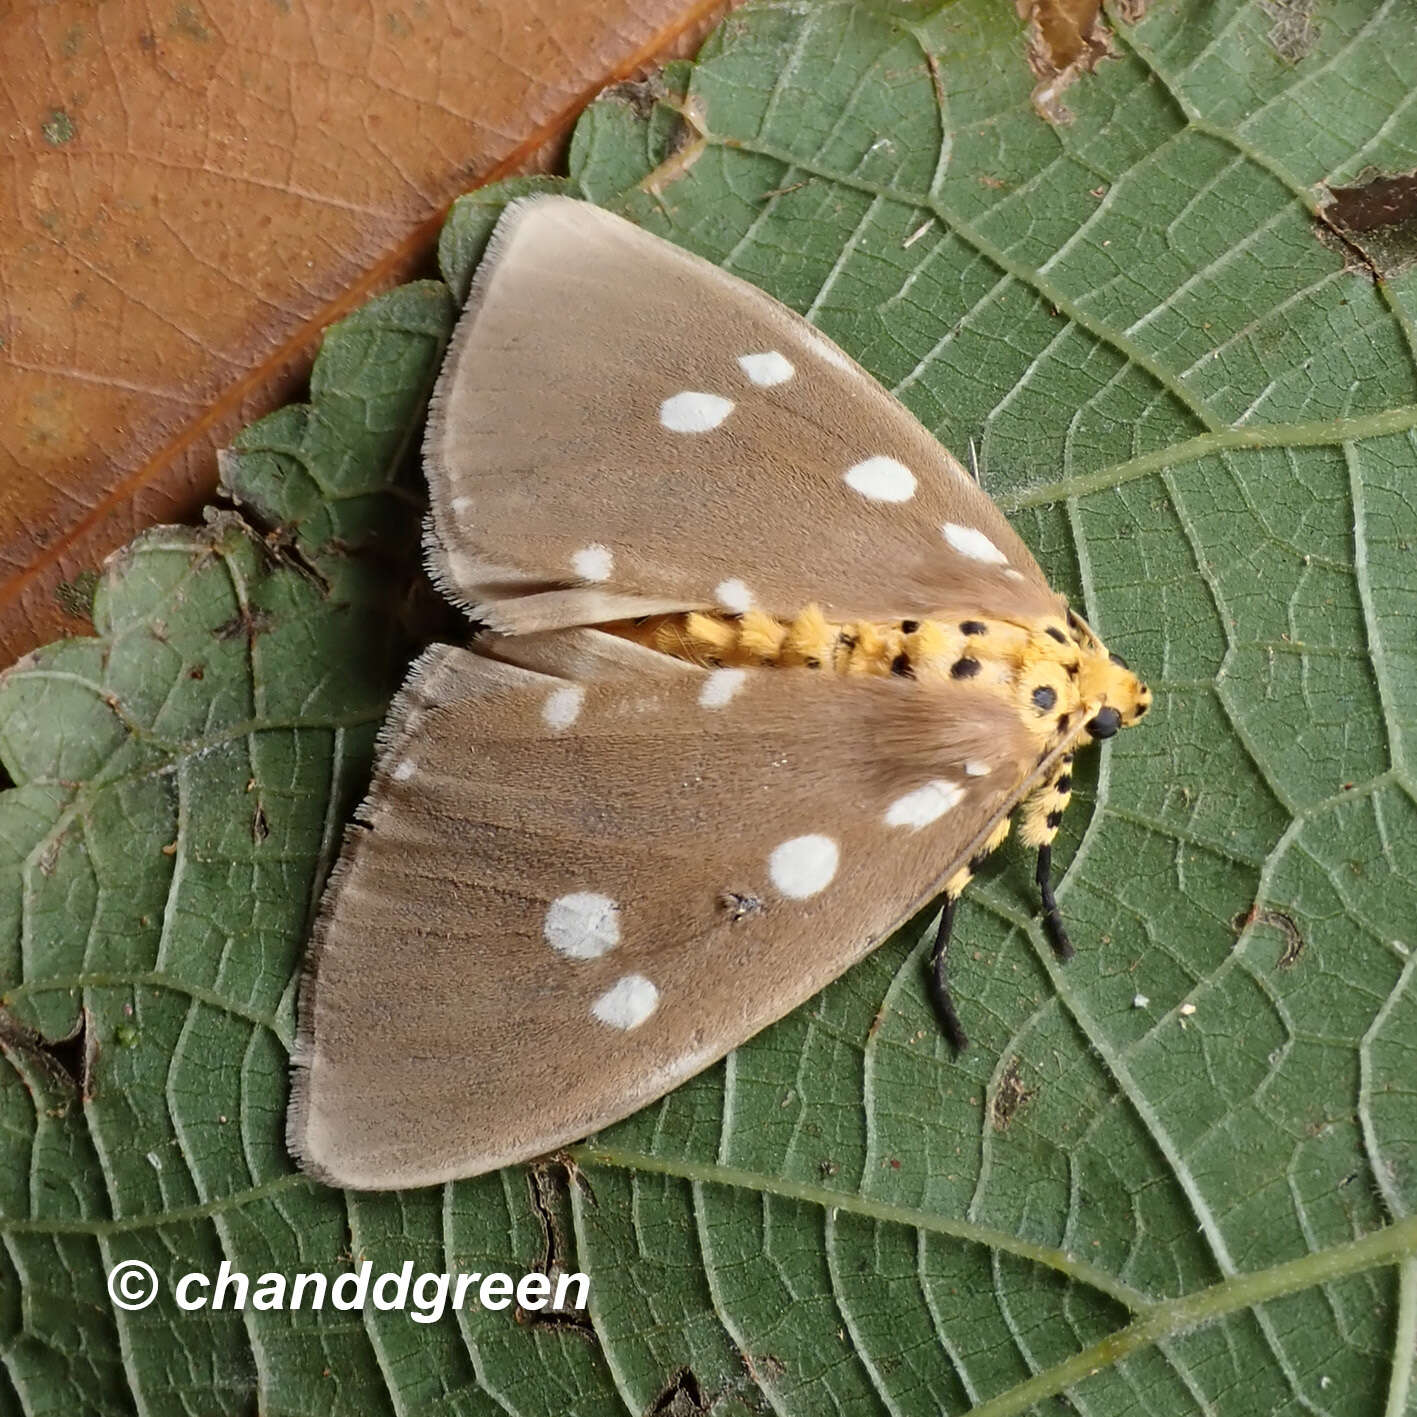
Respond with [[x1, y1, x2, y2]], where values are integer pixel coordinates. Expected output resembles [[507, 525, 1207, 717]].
[[288, 195, 1150, 1190]]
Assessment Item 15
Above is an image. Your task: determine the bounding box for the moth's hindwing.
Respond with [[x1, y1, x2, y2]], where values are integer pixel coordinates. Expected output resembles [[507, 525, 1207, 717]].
[[423, 195, 1065, 635], [290, 631, 1043, 1189]]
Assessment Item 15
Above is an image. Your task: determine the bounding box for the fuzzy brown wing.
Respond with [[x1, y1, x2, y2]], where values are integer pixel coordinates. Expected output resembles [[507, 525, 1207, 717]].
[[424, 196, 1063, 636], [290, 631, 1040, 1189]]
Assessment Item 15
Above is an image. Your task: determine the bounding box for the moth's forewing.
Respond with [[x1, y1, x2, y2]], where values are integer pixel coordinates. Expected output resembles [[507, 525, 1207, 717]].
[[423, 196, 1063, 634], [289, 633, 1038, 1189]]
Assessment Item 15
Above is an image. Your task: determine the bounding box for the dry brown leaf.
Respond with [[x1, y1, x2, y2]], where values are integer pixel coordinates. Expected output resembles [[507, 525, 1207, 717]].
[[1, 0, 731, 663]]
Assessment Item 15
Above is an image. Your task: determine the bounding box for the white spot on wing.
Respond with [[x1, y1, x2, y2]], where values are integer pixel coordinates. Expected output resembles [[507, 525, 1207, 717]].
[[715, 578, 753, 614], [571, 544, 613, 582], [883, 779, 963, 829], [942, 522, 1008, 565], [738, 351, 794, 386], [591, 973, 659, 1029], [964, 760, 990, 778], [392, 758, 416, 781], [768, 834, 839, 898], [1004, 568, 1027, 581], [542, 685, 584, 731], [844, 455, 916, 503], [544, 892, 620, 960], [660, 391, 734, 433], [451, 496, 472, 513], [699, 668, 747, 709]]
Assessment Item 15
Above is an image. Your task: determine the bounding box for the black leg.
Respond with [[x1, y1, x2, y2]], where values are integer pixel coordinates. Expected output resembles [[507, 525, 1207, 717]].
[[1035, 845, 1075, 962], [927, 896, 969, 1052]]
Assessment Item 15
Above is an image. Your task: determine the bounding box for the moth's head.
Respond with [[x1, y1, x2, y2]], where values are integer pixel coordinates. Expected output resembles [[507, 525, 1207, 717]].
[[1083, 650, 1151, 739], [1066, 613, 1151, 742]]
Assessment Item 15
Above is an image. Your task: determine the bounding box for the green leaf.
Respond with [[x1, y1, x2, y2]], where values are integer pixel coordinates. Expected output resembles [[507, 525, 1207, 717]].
[[3, 1, 1416, 1412]]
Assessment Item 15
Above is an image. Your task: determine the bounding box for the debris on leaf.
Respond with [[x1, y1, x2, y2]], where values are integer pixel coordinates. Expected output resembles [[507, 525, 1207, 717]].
[[647, 1366, 710, 1417], [0, 1006, 96, 1097], [1258, 0, 1318, 62], [603, 74, 673, 123], [989, 1057, 1036, 1130], [1319, 168, 1417, 279], [1016, 0, 1146, 123], [1235, 903, 1307, 967]]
